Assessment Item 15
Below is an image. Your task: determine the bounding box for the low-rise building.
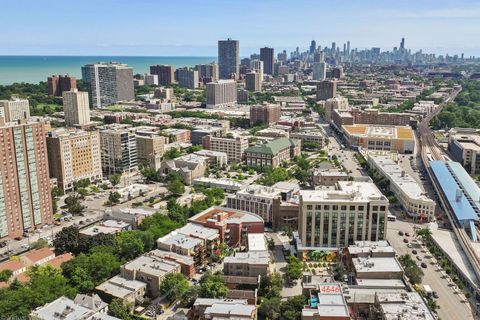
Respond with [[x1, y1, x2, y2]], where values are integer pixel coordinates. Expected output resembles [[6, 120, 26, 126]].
[[193, 177, 247, 192], [21, 247, 55, 267], [189, 207, 265, 248], [121, 255, 181, 297], [342, 124, 415, 154], [290, 130, 325, 149], [29, 296, 120, 320], [191, 298, 256, 320], [96, 275, 146, 305], [244, 138, 301, 167], [312, 169, 348, 186], [366, 152, 435, 221], [301, 283, 350, 320], [193, 149, 228, 167], [448, 128, 480, 175], [223, 250, 270, 277], [148, 249, 196, 278], [375, 292, 435, 320], [160, 154, 208, 185]]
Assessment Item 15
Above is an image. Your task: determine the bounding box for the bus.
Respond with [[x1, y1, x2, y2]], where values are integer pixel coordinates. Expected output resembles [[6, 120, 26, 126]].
[[387, 214, 397, 222]]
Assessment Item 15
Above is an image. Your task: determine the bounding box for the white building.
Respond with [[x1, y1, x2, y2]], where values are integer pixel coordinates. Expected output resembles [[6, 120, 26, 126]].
[[144, 74, 159, 86], [298, 181, 389, 250], [0, 97, 30, 122], [366, 152, 435, 221], [324, 96, 349, 122], [206, 80, 237, 109], [63, 89, 90, 127]]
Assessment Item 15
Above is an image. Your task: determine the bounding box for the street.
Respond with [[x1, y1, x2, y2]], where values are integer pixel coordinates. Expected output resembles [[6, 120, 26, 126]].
[[387, 219, 475, 320]]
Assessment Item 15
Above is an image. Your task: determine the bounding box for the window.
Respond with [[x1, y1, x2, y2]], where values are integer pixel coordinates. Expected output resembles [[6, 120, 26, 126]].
[[307, 205, 313, 210], [372, 205, 378, 211], [324, 205, 330, 210], [332, 205, 338, 211], [341, 205, 347, 211]]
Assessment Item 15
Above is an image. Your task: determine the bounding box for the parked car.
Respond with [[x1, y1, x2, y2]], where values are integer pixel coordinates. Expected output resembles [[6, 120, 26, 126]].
[[405, 232, 410, 237], [403, 238, 409, 243], [421, 262, 427, 268], [398, 231, 404, 236], [416, 256, 422, 261], [433, 291, 439, 299], [412, 250, 418, 255]]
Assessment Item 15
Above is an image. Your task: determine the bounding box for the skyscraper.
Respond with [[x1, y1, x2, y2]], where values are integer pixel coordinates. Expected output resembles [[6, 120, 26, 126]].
[[218, 38, 240, 79], [346, 41, 351, 55], [100, 127, 138, 175], [196, 63, 219, 82], [250, 60, 264, 80], [48, 75, 77, 97], [206, 80, 237, 108], [245, 72, 262, 92], [81, 62, 134, 108], [310, 40, 316, 54], [62, 89, 90, 127], [260, 47, 274, 75], [316, 80, 337, 101], [0, 97, 30, 122], [0, 119, 53, 239], [175, 68, 199, 89], [312, 62, 327, 80], [400, 37, 405, 50], [150, 65, 175, 86]]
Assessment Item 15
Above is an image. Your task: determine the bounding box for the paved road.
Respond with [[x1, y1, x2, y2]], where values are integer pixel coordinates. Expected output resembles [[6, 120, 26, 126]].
[[387, 219, 475, 320]]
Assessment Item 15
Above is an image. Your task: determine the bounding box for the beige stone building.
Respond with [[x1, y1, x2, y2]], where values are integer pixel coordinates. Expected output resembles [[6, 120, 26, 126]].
[[46, 129, 102, 191], [62, 89, 90, 127], [136, 135, 166, 170], [0, 97, 30, 122], [202, 135, 248, 164]]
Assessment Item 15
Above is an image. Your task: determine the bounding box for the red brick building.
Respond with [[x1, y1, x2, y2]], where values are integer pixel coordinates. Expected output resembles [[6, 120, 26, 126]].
[[249, 104, 281, 126], [189, 207, 264, 248], [48, 75, 77, 97]]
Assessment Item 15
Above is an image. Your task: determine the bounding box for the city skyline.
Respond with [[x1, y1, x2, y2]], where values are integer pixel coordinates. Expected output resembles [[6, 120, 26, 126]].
[[1, 0, 480, 56]]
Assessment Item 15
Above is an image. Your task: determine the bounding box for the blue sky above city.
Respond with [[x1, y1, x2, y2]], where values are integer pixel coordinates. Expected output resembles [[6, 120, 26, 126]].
[[1, 0, 479, 56]]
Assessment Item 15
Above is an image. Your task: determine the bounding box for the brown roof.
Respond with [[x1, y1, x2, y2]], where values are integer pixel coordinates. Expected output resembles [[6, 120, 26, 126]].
[[15, 272, 30, 283], [227, 289, 256, 300], [24, 247, 54, 263], [0, 260, 25, 272], [222, 275, 259, 285], [48, 253, 74, 269]]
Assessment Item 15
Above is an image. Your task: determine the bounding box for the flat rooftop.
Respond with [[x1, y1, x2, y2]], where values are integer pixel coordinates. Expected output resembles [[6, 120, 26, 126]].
[[368, 153, 434, 203], [30, 296, 94, 320], [96, 275, 146, 299], [123, 255, 179, 277], [189, 207, 264, 226], [247, 233, 267, 252], [377, 291, 435, 320], [343, 124, 414, 140], [353, 257, 403, 274], [301, 181, 387, 203], [303, 283, 350, 318], [224, 251, 270, 265]]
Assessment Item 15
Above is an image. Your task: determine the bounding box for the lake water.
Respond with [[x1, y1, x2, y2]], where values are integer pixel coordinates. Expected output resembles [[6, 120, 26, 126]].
[[0, 56, 217, 85]]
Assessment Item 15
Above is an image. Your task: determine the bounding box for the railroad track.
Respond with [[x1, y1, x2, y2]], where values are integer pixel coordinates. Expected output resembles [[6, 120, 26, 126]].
[[419, 86, 480, 285]]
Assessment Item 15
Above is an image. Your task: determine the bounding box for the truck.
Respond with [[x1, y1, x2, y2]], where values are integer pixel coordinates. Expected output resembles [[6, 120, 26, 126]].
[[423, 284, 433, 298]]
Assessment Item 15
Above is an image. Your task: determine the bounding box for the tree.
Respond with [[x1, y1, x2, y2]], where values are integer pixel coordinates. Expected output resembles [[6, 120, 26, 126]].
[[64, 193, 85, 215], [163, 148, 182, 160], [62, 251, 121, 293], [286, 256, 303, 281], [51, 186, 64, 198], [199, 272, 228, 298], [416, 228, 432, 239], [259, 272, 283, 298], [281, 295, 307, 320], [399, 254, 424, 284], [160, 273, 190, 302], [109, 173, 122, 186], [258, 296, 282, 320], [77, 233, 116, 254], [108, 191, 122, 205], [0, 269, 13, 282], [180, 285, 200, 308], [115, 231, 145, 261], [53, 226, 79, 255], [31, 238, 49, 250], [167, 179, 185, 197], [108, 299, 134, 320]]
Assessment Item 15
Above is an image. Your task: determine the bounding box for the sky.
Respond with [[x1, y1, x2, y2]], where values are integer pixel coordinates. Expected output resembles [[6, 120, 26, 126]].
[[1, 0, 479, 56]]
